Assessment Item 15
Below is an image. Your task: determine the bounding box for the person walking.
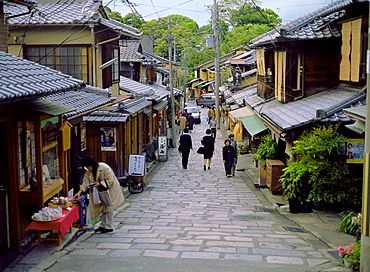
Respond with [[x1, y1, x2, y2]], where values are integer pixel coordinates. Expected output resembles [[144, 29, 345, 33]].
[[223, 139, 236, 177], [74, 156, 124, 233], [201, 128, 215, 170], [182, 108, 189, 119], [178, 128, 193, 169], [187, 113, 195, 132], [178, 115, 187, 133], [209, 116, 217, 139], [207, 107, 215, 123], [229, 133, 238, 176]]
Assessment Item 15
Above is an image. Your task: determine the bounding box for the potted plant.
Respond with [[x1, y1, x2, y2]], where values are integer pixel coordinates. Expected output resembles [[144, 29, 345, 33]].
[[253, 135, 278, 187], [279, 162, 308, 213], [340, 211, 362, 241], [280, 125, 356, 213], [338, 241, 361, 271]]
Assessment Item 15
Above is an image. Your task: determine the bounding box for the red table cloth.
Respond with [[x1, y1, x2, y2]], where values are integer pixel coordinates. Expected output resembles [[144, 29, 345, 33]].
[[24, 206, 79, 236]]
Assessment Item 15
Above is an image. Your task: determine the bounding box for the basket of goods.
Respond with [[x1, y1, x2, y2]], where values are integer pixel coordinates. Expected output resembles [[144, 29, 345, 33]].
[[32, 207, 64, 222], [48, 196, 72, 208]]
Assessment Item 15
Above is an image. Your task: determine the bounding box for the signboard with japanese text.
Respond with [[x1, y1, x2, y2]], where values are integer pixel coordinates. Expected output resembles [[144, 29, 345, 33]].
[[128, 154, 145, 176], [346, 139, 364, 164], [158, 136, 167, 156]]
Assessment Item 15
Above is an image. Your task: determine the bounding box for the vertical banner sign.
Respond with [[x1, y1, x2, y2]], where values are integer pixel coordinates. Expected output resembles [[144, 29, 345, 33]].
[[128, 154, 145, 176], [158, 136, 167, 156]]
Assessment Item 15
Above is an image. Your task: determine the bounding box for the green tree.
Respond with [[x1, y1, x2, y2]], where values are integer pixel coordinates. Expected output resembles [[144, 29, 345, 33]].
[[218, 0, 281, 27], [121, 13, 145, 29], [222, 24, 270, 52]]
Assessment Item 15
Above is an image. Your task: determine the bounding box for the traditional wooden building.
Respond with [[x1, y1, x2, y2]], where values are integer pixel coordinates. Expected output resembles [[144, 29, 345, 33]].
[[0, 52, 119, 258], [6, 0, 142, 96], [248, 0, 368, 165]]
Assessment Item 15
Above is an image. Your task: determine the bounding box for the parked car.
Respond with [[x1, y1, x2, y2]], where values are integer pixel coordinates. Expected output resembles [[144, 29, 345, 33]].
[[184, 106, 201, 124], [196, 93, 220, 108]]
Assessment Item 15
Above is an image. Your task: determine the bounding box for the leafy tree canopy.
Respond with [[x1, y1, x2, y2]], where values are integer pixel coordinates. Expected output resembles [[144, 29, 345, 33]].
[[105, 1, 281, 77], [218, 0, 281, 27]]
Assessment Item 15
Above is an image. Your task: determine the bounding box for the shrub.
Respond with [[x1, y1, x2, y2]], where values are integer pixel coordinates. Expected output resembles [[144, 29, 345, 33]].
[[340, 211, 362, 235]]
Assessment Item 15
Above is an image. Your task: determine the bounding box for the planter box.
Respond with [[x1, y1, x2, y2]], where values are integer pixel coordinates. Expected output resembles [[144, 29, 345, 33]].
[[266, 160, 285, 193]]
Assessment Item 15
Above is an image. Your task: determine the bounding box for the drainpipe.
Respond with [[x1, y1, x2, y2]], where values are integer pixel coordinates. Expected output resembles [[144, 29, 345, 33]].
[[90, 23, 96, 86]]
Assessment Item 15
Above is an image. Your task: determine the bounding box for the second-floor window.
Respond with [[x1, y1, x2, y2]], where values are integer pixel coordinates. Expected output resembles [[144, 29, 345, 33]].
[[25, 46, 89, 82]]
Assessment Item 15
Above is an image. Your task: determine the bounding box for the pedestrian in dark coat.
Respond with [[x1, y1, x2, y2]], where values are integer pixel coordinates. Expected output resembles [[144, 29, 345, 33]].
[[223, 139, 236, 177], [178, 128, 193, 169], [228, 133, 238, 176], [201, 129, 215, 171], [187, 113, 195, 132]]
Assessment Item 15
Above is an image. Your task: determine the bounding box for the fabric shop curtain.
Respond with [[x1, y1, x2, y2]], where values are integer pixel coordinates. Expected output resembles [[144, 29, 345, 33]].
[[340, 18, 362, 82]]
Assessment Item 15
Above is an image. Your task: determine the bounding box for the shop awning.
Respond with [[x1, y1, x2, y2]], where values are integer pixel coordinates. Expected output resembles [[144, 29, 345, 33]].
[[229, 106, 254, 120], [153, 100, 168, 111], [241, 114, 267, 136]]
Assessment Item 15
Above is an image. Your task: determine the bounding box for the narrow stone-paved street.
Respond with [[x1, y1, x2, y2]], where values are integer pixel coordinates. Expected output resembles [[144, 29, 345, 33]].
[[8, 102, 344, 272]]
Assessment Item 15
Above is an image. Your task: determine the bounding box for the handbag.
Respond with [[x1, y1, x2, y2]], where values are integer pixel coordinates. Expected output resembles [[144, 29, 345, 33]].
[[97, 181, 113, 207], [197, 146, 205, 154]]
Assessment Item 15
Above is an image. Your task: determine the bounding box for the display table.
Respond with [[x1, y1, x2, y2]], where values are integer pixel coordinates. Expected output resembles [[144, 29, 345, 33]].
[[24, 206, 79, 246]]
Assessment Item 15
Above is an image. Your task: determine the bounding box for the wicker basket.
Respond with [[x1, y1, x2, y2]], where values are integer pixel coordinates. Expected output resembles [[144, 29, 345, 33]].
[[32, 215, 61, 222], [48, 202, 72, 209]]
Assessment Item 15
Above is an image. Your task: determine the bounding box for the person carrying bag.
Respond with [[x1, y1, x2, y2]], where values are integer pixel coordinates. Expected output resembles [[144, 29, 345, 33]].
[[74, 156, 124, 233], [97, 180, 113, 207]]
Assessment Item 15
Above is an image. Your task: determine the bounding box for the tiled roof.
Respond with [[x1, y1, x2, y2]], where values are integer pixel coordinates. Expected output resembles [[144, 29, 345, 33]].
[[0, 51, 84, 103], [120, 76, 169, 102], [7, 0, 101, 24], [250, 0, 356, 47], [258, 85, 365, 131], [343, 104, 367, 120], [227, 84, 258, 106], [141, 51, 169, 64], [100, 18, 141, 38], [227, 69, 257, 83], [7, 0, 141, 38], [120, 41, 143, 62], [5, 0, 37, 5], [118, 97, 152, 114], [42, 87, 116, 118], [155, 66, 169, 74], [83, 111, 129, 122]]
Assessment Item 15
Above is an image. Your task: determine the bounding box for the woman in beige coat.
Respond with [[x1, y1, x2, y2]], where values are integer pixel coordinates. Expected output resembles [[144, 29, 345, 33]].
[[74, 156, 124, 233]]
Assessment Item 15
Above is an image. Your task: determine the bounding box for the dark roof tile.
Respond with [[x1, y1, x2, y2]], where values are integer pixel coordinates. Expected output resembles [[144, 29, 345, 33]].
[[259, 85, 365, 131], [42, 88, 116, 118], [250, 0, 353, 46], [7, 0, 141, 38], [119, 76, 169, 102]]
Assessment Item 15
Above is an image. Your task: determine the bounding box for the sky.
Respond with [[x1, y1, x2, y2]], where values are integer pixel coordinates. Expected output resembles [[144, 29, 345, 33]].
[[103, 0, 335, 27]]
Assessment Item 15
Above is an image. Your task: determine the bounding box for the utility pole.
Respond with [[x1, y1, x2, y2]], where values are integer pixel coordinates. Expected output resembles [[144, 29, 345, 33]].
[[168, 17, 177, 147], [183, 47, 187, 107], [360, 3, 370, 270], [213, 0, 221, 129]]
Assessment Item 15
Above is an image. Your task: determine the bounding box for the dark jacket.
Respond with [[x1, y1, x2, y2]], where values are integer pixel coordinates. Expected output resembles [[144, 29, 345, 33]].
[[223, 145, 235, 161], [202, 135, 214, 151], [179, 133, 193, 151]]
